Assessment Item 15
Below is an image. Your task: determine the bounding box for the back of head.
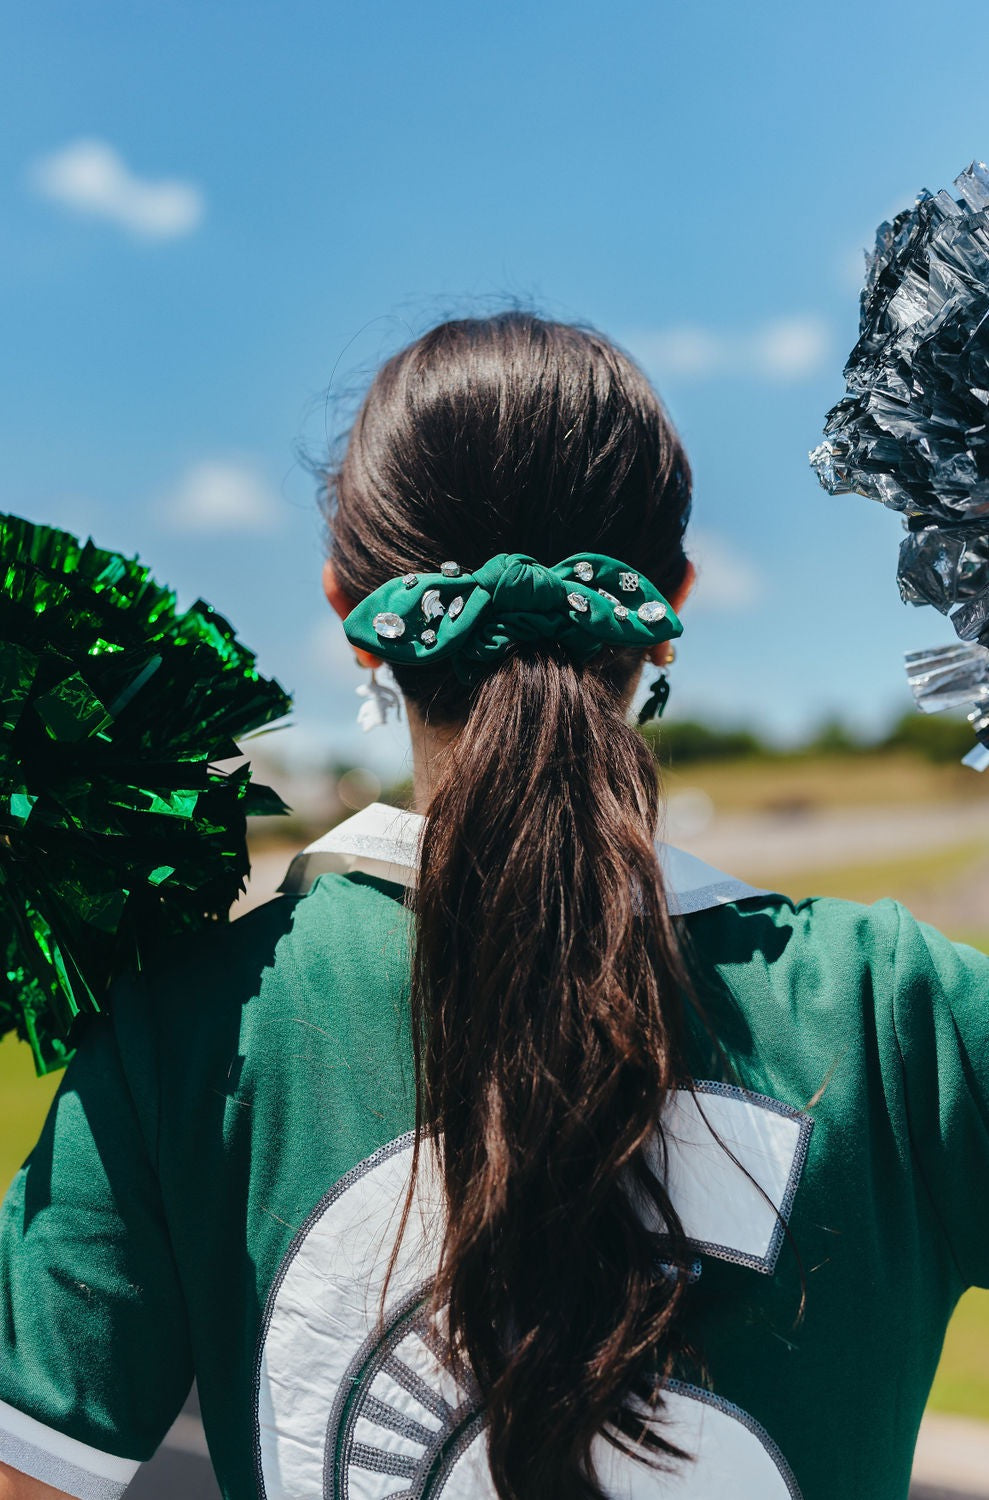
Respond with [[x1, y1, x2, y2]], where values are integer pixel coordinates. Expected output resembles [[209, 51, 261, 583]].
[[326, 312, 694, 1500]]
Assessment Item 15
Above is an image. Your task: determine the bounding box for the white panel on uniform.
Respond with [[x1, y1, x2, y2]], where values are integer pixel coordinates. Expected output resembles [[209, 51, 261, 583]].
[[256, 1083, 810, 1500]]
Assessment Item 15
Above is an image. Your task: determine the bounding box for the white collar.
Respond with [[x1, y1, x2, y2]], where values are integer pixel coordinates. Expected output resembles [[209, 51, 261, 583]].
[[278, 801, 767, 917]]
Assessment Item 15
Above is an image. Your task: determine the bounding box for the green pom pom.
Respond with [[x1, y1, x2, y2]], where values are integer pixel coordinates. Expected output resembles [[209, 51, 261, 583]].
[[0, 514, 293, 1075]]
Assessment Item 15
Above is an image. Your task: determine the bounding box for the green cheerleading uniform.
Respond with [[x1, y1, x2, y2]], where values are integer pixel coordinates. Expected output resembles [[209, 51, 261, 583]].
[[0, 800, 986, 1500]]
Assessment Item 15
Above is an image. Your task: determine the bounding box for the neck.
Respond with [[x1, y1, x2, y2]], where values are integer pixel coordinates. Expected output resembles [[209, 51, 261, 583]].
[[407, 705, 460, 815], [402, 658, 650, 815]]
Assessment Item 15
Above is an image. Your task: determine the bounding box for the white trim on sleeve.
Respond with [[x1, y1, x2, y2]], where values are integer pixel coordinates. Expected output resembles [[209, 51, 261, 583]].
[[0, 1396, 139, 1500]]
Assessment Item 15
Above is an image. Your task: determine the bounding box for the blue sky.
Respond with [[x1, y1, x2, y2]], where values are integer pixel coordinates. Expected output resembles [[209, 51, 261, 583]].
[[2, 0, 987, 777]]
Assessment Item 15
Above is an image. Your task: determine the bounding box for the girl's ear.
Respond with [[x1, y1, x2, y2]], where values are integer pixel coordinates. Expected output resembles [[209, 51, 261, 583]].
[[322, 559, 382, 669], [646, 559, 694, 666]]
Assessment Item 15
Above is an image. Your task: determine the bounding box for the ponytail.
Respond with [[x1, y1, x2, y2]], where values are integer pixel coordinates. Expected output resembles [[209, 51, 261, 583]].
[[325, 309, 696, 1500], [408, 642, 694, 1500]]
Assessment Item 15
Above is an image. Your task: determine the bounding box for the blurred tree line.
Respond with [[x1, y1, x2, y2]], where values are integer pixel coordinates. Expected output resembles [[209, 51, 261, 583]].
[[251, 705, 981, 838], [641, 710, 976, 768]]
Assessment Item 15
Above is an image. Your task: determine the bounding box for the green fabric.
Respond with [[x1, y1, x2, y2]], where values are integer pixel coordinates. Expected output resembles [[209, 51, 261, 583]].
[[343, 552, 682, 682], [0, 877, 987, 1499]]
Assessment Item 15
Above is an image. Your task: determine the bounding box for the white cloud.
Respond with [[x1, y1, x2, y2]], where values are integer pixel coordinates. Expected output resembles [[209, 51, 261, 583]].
[[639, 326, 725, 379], [687, 530, 763, 612], [29, 139, 204, 239], [628, 315, 831, 383], [751, 317, 831, 378], [160, 461, 281, 532]]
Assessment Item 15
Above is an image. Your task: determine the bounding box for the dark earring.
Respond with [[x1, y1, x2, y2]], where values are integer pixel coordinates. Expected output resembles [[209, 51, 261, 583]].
[[637, 647, 675, 726], [637, 670, 670, 726]]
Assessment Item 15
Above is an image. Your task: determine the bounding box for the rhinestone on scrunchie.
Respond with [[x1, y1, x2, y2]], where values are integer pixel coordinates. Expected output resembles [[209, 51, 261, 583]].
[[440, 561, 461, 577], [598, 588, 620, 605], [420, 628, 437, 646], [618, 572, 639, 592], [422, 589, 445, 620], [402, 573, 418, 588], [614, 603, 629, 620], [637, 600, 668, 623], [447, 595, 465, 620], [373, 612, 405, 639], [566, 591, 589, 613], [573, 561, 594, 582]]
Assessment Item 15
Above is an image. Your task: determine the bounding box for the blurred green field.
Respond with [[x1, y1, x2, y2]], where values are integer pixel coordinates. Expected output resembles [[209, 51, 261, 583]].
[[663, 748, 983, 815], [0, 1037, 58, 1191], [2, 748, 987, 1421], [932, 1284, 989, 1419]]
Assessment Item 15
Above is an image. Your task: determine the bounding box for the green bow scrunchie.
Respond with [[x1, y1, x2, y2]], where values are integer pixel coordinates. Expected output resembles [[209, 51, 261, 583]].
[[343, 552, 682, 684]]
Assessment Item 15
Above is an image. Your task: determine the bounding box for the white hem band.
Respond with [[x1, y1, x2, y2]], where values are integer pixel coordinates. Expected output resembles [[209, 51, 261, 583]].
[[0, 1396, 138, 1500]]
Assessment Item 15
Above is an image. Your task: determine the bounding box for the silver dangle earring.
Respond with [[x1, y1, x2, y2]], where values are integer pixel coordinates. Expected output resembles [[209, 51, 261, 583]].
[[355, 664, 402, 732]]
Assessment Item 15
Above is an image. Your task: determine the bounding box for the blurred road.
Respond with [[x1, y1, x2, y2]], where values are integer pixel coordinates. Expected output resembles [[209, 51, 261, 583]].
[[126, 1390, 217, 1500], [909, 1414, 989, 1498], [672, 800, 989, 884]]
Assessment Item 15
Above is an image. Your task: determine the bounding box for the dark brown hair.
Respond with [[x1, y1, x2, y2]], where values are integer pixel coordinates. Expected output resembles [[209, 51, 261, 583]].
[[325, 312, 695, 1500]]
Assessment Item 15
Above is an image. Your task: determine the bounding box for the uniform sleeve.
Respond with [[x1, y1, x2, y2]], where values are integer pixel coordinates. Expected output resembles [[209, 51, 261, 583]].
[[0, 1007, 194, 1499], [889, 901, 989, 1290]]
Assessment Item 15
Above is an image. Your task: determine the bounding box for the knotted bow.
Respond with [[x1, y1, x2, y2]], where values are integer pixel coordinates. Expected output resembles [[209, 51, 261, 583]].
[[344, 552, 682, 684]]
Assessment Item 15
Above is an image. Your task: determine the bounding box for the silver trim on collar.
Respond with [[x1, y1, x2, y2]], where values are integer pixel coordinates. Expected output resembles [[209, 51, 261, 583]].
[[278, 802, 768, 916]]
